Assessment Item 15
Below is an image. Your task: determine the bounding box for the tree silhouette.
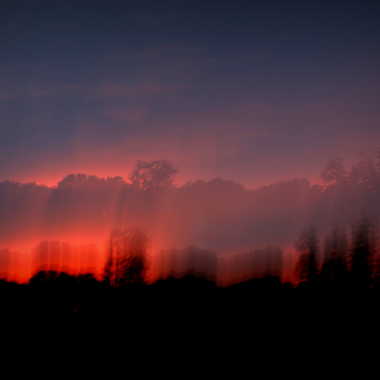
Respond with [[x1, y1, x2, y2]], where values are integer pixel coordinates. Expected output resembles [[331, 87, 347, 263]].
[[351, 219, 374, 288], [104, 228, 148, 287], [321, 158, 346, 185], [350, 158, 378, 190], [320, 228, 348, 287], [296, 227, 319, 286], [129, 160, 177, 191]]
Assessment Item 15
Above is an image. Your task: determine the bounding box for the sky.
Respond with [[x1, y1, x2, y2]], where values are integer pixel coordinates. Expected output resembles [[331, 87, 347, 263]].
[[1, 0, 379, 188]]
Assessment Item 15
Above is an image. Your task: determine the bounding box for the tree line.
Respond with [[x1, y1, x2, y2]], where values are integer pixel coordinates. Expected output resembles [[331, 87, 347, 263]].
[[0, 218, 378, 291]]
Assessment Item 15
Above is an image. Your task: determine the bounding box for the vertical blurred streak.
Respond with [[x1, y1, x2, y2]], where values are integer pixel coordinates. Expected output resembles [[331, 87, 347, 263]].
[[0, 249, 10, 281]]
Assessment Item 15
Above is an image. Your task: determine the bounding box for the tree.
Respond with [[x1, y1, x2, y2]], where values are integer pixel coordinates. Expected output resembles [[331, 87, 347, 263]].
[[320, 228, 348, 286], [321, 158, 346, 184], [129, 160, 177, 191], [296, 227, 319, 285], [351, 219, 374, 288], [349, 158, 377, 188], [104, 228, 148, 287]]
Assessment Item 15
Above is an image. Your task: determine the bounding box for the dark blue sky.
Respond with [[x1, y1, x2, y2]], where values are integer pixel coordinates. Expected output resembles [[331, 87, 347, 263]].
[[1, 0, 379, 186]]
